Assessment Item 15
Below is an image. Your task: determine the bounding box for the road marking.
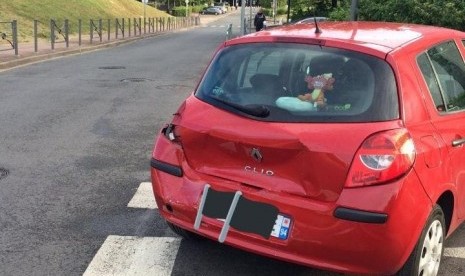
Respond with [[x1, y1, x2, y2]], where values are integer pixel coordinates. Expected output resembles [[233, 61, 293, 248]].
[[127, 182, 158, 209], [444, 247, 465, 258], [83, 235, 181, 276]]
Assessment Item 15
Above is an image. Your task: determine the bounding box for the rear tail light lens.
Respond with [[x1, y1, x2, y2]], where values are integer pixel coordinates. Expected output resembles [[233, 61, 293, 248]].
[[345, 129, 416, 188], [162, 124, 181, 143]]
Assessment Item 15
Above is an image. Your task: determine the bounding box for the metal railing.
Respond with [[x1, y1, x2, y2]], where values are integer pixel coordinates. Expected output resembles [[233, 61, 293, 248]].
[[89, 19, 102, 44], [0, 20, 18, 55], [50, 19, 69, 50], [1, 16, 200, 57]]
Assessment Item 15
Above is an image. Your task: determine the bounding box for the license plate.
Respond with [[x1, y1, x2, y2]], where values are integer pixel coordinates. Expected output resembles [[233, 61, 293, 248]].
[[271, 214, 291, 240], [195, 185, 290, 242]]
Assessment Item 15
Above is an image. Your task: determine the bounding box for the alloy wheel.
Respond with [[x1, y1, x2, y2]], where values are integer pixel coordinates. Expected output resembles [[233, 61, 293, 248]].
[[418, 220, 443, 276]]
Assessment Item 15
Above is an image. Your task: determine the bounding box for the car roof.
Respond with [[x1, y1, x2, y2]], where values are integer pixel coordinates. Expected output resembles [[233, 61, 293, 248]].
[[295, 17, 327, 23], [226, 21, 464, 57]]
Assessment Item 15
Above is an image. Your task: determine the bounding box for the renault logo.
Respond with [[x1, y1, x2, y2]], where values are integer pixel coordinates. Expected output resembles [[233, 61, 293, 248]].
[[250, 148, 263, 163]]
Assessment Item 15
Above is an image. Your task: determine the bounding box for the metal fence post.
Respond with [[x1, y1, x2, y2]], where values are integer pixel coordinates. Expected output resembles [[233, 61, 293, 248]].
[[128, 18, 131, 37], [139, 18, 142, 35], [34, 20, 38, 52], [64, 19, 69, 48], [108, 19, 110, 41], [12, 20, 18, 56], [133, 18, 136, 36], [122, 18, 125, 38], [90, 19, 93, 44], [133, 18, 136, 35], [115, 19, 119, 39], [79, 19, 82, 46], [99, 19, 102, 42], [51, 19, 55, 50]]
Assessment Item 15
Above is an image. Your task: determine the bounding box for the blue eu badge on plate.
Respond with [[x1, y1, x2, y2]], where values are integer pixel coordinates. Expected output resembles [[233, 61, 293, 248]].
[[271, 214, 291, 240]]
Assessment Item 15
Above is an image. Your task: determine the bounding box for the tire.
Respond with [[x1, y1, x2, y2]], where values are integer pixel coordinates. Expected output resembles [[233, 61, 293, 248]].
[[397, 205, 445, 276], [166, 221, 202, 240]]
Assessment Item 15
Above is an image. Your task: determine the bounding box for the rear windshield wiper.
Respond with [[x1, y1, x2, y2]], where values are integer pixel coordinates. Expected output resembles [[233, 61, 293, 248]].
[[212, 97, 270, 118]]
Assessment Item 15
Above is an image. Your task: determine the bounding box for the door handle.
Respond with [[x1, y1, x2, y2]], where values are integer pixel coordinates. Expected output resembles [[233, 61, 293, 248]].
[[452, 138, 465, 147]]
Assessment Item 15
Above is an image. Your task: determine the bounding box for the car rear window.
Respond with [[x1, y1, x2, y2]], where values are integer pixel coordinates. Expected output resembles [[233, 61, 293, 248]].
[[195, 43, 399, 123]]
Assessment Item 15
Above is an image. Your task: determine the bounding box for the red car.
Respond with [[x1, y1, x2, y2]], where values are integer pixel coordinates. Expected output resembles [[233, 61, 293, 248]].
[[151, 21, 465, 275]]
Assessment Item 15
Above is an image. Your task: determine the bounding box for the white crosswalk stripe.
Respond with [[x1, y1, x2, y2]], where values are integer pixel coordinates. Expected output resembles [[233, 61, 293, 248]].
[[127, 182, 158, 209], [83, 236, 181, 276], [84, 182, 180, 275]]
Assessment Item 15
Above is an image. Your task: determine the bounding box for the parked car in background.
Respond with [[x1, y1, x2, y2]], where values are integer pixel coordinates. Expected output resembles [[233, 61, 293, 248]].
[[213, 5, 227, 13], [214, 2, 229, 12], [201, 7, 223, 15], [151, 21, 465, 275]]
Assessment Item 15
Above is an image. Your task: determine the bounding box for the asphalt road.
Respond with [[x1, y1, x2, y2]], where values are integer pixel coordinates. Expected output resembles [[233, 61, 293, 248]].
[[0, 10, 464, 276]]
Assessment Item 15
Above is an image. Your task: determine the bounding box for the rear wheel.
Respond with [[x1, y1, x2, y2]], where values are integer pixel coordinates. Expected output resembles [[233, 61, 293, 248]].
[[398, 205, 445, 276], [166, 221, 202, 240]]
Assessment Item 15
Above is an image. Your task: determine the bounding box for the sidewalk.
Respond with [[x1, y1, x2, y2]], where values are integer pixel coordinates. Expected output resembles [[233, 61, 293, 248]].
[[0, 14, 229, 71]]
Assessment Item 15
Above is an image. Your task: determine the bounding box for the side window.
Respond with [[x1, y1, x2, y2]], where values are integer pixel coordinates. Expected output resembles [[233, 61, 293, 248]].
[[417, 53, 445, 111], [418, 41, 465, 113]]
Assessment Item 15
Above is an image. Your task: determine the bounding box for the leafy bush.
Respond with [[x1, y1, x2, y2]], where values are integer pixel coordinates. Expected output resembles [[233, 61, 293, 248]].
[[191, 5, 205, 13], [259, 6, 287, 17], [263, 8, 272, 17], [259, 0, 287, 9], [277, 7, 287, 16], [359, 0, 465, 31], [328, 6, 349, 21], [171, 6, 191, 16]]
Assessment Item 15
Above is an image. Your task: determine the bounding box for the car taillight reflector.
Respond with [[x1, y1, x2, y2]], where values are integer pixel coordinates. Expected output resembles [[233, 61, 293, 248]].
[[345, 129, 416, 188], [162, 124, 181, 144]]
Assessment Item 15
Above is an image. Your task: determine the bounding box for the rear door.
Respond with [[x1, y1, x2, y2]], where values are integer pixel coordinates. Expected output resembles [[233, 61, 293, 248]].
[[416, 40, 465, 218]]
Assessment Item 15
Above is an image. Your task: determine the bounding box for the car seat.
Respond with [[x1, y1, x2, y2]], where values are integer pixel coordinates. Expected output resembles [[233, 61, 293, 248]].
[[293, 54, 345, 96], [329, 58, 374, 111], [249, 74, 286, 105]]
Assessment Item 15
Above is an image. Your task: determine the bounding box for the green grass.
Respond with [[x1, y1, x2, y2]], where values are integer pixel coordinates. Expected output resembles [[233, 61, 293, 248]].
[[0, 0, 170, 41]]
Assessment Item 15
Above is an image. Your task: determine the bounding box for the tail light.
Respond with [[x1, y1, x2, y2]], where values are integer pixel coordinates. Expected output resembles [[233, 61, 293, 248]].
[[162, 124, 181, 143], [345, 129, 416, 188]]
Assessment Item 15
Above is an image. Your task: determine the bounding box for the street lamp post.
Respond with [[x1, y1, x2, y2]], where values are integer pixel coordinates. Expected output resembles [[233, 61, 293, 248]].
[[350, 0, 359, 21]]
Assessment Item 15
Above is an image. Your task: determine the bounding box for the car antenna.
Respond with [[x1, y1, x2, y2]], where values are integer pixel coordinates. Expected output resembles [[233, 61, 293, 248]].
[[314, 17, 322, 34]]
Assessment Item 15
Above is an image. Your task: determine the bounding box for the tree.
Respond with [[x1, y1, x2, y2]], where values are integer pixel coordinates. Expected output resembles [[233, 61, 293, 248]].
[[358, 0, 465, 31]]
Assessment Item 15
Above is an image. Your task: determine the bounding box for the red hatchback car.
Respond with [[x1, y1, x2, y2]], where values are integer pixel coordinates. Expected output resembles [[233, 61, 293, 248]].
[[151, 21, 465, 275]]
